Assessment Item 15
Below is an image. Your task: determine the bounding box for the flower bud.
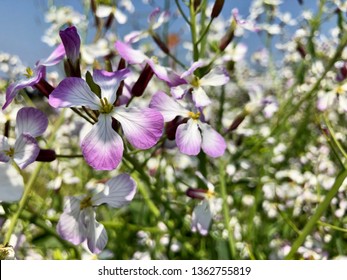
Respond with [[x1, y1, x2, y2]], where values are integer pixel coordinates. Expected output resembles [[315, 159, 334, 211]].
[[165, 117, 186, 140], [60, 26, 81, 77], [186, 187, 208, 200], [219, 25, 235, 51], [228, 113, 246, 132], [131, 64, 154, 97], [211, 0, 225, 19], [35, 149, 56, 162]]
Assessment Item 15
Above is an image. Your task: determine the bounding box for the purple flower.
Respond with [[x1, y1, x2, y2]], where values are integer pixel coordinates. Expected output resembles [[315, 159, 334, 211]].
[[60, 26, 81, 67], [170, 61, 230, 108], [115, 41, 184, 87], [49, 69, 164, 170], [57, 173, 136, 254], [0, 107, 48, 169], [2, 44, 65, 110], [150, 91, 226, 157]]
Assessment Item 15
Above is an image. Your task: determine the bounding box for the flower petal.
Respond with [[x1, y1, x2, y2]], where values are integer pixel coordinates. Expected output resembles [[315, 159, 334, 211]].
[[149, 91, 189, 122], [200, 123, 226, 157], [114, 9, 127, 24], [176, 119, 201, 156], [85, 209, 108, 254], [60, 26, 81, 65], [0, 136, 11, 163], [96, 5, 113, 18], [13, 134, 40, 169], [181, 61, 204, 79], [81, 114, 123, 170], [115, 41, 148, 64], [40, 43, 66, 66], [2, 66, 44, 110], [57, 196, 87, 245], [0, 163, 24, 202], [170, 85, 188, 100], [114, 107, 163, 149], [191, 200, 212, 236], [93, 69, 130, 104], [49, 78, 100, 109], [199, 67, 229, 86], [192, 86, 211, 107], [15, 107, 48, 137], [93, 173, 137, 208]]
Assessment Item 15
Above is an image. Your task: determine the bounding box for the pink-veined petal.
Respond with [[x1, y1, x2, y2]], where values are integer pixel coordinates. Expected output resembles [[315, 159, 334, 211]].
[[200, 123, 226, 158], [199, 67, 229, 87], [0, 136, 11, 163], [0, 163, 24, 202], [49, 78, 100, 109], [57, 196, 87, 245], [81, 114, 123, 170], [115, 41, 148, 64], [176, 119, 201, 156], [15, 107, 48, 137], [170, 85, 188, 100], [85, 209, 108, 254], [40, 43, 66, 66], [114, 107, 163, 149], [181, 61, 204, 79], [146, 59, 171, 83], [191, 200, 212, 236], [93, 69, 130, 104], [13, 134, 40, 169], [92, 173, 137, 208], [149, 91, 189, 122], [192, 86, 211, 107]]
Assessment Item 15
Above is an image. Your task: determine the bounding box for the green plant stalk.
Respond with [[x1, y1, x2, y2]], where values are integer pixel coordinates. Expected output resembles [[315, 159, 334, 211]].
[[189, 0, 199, 61], [175, 0, 190, 25], [285, 168, 347, 259], [219, 160, 237, 258], [3, 110, 66, 245]]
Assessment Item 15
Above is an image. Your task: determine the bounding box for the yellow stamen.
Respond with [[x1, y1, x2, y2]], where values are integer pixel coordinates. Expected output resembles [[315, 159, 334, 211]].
[[24, 67, 34, 78], [206, 189, 215, 199], [188, 111, 200, 120], [99, 97, 114, 114], [191, 76, 200, 87], [80, 196, 93, 210], [336, 85, 345, 95], [5, 148, 14, 157]]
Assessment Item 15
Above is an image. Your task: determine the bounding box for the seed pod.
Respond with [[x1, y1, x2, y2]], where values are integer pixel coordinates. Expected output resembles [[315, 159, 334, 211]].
[[211, 0, 225, 19], [131, 64, 154, 97], [219, 26, 235, 51], [36, 149, 56, 162]]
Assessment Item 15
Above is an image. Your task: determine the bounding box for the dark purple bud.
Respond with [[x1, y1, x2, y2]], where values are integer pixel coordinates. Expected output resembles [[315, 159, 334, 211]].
[[60, 26, 80, 65], [115, 59, 126, 99], [35, 149, 56, 162], [34, 78, 55, 98], [211, 0, 225, 18], [166, 117, 187, 140], [228, 113, 246, 132], [219, 26, 235, 51], [131, 64, 154, 97], [194, 0, 201, 11], [4, 120, 10, 138], [296, 42, 306, 59], [186, 187, 207, 200]]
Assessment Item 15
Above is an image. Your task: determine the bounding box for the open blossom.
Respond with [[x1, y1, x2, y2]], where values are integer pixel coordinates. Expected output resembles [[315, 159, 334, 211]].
[[2, 44, 65, 110], [0, 107, 48, 169], [317, 83, 347, 112], [96, 4, 128, 24], [150, 91, 226, 157], [49, 69, 164, 170], [170, 61, 230, 108], [57, 174, 137, 254]]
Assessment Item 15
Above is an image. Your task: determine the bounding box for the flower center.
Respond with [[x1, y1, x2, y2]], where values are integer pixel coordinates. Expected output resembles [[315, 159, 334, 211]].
[[5, 147, 14, 158], [24, 67, 34, 78], [206, 189, 215, 199], [151, 56, 159, 64], [99, 97, 114, 114], [336, 85, 345, 95], [188, 111, 200, 120], [191, 76, 200, 87], [80, 196, 93, 210]]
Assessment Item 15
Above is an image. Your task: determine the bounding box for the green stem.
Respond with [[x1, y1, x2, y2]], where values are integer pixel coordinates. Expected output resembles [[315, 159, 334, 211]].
[[55, 154, 84, 158], [189, 0, 199, 61], [196, 18, 213, 46], [219, 160, 237, 258], [175, 0, 190, 25], [285, 168, 347, 259], [3, 110, 66, 245]]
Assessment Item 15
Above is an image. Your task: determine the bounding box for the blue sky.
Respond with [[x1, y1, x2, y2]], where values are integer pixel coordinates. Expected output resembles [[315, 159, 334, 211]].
[[0, 0, 316, 66]]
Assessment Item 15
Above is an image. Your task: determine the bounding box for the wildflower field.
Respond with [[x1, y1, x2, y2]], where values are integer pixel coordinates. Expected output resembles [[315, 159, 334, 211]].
[[1, 0, 347, 260]]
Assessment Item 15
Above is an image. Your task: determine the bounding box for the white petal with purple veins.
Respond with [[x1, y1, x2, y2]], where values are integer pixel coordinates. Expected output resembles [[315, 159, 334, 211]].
[[149, 91, 189, 122], [49, 78, 100, 110], [57, 197, 87, 245], [85, 210, 108, 254], [13, 134, 40, 169], [93, 69, 130, 104], [114, 107, 163, 149], [181, 61, 204, 79], [170, 85, 187, 100], [115, 41, 148, 64], [93, 174, 137, 208], [191, 200, 212, 236], [200, 67, 229, 87], [0, 136, 11, 163], [200, 123, 226, 158], [0, 163, 24, 202], [192, 86, 211, 107], [15, 107, 48, 137], [81, 114, 123, 170], [176, 119, 201, 156]]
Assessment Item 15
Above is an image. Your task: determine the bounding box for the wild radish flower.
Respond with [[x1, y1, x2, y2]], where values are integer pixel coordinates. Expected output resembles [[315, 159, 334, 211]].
[[317, 83, 347, 112], [2, 44, 65, 110], [49, 69, 164, 170], [96, 4, 128, 24], [150, 91, 226, 157], [57, 174, 136, 254], [0, 107, 48, 169], [60, 26, 81, 77], [170, 61, 229, 108], [0, 163, 24, 202]]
